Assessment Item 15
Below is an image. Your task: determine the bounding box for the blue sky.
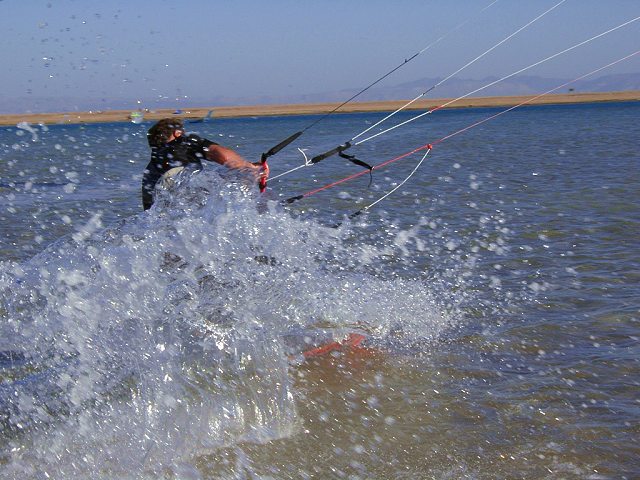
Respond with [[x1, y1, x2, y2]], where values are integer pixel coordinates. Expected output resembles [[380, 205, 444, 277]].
[[1, 0, 639, 113]]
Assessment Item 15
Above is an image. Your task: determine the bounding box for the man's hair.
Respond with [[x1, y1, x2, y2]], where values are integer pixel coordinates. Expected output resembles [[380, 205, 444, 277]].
[[147, 118, 184, 147]]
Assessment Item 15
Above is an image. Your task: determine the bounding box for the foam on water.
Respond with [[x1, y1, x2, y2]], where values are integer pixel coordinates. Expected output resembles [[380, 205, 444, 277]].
[[0, 168, 464, 478]]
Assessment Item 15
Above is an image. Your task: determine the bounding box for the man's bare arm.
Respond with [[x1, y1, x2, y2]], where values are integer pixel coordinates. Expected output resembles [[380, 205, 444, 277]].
[[206, 145, 269, 182], [206, 145, 256, 171]]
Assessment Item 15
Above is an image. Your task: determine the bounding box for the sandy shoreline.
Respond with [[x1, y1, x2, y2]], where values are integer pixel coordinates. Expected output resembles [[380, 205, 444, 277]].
[[1, 91, 638, 127]]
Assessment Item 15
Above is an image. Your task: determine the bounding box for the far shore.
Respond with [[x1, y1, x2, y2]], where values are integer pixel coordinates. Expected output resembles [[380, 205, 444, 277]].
[[1, 91, 639, 127]]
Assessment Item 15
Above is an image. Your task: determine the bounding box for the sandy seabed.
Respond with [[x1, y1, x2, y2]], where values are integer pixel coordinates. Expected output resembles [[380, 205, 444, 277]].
[[1, 91, 639, 127]]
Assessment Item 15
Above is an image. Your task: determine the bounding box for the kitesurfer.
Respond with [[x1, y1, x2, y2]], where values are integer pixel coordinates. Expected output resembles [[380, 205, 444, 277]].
[[142, 118, 268, 210]]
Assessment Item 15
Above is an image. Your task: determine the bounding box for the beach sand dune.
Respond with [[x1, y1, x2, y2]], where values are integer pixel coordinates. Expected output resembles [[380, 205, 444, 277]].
[[1, 91, 638, 126]]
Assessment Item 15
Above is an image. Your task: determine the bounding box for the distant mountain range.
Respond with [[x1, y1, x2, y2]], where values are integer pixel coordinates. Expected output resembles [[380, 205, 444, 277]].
[[3, 73, 640, 114], [228, 73, 640, 106]]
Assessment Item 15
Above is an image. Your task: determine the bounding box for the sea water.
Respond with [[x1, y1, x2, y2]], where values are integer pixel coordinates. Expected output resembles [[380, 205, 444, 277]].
[[0, 102, 638, 478]]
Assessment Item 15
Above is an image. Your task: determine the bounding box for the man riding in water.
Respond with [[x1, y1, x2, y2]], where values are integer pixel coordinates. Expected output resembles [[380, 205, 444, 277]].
[[142, 118, 268, 210]]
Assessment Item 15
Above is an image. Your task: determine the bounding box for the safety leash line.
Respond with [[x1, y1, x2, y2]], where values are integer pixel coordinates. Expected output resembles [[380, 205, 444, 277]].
[[348, 147, 432, 219]]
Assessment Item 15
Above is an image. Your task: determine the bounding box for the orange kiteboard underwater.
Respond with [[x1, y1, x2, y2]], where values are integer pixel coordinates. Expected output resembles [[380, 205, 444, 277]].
[[286, 332, 379, 364]]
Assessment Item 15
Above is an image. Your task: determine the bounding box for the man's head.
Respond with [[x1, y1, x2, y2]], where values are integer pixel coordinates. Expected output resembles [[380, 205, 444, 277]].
[[147, 118, 184, 148]]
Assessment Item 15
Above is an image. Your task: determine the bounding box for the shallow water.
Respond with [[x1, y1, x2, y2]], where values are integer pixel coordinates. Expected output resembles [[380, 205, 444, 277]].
[[1, 102, 639, 478]]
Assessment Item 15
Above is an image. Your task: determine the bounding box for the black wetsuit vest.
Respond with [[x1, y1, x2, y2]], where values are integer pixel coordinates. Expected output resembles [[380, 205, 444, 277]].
[[141, 134, 218, 210]]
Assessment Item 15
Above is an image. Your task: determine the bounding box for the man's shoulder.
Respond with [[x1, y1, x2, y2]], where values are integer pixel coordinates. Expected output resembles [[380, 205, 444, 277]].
[[185, 133, 218, 148], [184, 133, 207, 143]]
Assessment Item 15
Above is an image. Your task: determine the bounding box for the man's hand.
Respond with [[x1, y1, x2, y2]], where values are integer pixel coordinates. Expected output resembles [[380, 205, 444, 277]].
[[205, 145, 269, 191], [253, 161, 269, 192], [253, 161, 269, 180]]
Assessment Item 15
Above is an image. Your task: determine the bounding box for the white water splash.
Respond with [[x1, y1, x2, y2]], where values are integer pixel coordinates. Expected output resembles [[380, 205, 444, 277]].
[[16, 122, 39, 142], [0, 168, 462, 478]]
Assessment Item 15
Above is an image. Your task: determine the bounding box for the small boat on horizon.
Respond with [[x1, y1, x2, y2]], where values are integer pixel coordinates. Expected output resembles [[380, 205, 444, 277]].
[[129, 111, 144, 124]]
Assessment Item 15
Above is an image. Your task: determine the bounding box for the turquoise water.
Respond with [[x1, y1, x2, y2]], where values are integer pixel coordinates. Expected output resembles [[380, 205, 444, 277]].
[[0, 102, 639, 478]]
